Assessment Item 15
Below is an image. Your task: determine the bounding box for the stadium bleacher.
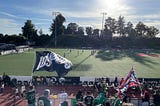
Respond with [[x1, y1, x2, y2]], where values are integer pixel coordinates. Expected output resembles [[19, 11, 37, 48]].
[[0, 75, 160, 106]]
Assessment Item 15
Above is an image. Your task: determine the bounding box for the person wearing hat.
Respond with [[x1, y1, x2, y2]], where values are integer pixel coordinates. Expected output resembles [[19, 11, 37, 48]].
[[38, 89, 51, 106]]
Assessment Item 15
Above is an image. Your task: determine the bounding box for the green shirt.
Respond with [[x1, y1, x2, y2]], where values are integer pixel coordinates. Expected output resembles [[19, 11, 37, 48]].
[[38, 96, 51, 106], [27, 89, 36, 104], [93, 93, 106, 106], [93, 98, 100, 105], [98, 93, 106, 105], [113, 98, 121, 106]]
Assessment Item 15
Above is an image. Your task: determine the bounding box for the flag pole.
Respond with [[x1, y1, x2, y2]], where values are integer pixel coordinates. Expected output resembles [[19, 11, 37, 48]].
[[30, 51, 36, 86], [132, 66, 143, 96], [30, 72, 33, 86]]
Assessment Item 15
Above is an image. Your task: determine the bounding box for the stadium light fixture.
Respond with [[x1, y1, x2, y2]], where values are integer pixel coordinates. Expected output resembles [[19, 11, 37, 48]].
[[101, 12, 107, 36], [52, 12, 61, 48]]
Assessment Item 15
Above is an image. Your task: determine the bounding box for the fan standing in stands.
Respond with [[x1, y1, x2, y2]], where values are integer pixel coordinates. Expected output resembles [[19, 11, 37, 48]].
[[76, 89, 83, 102], [141, 88, 150, 106], [152, 90, 160, 106], [38, 89, 51, 106], [26, 85, 36, 106], [0, 82, 4, 93], [84, 91, 94, 106], [58, 89, 68, 106]]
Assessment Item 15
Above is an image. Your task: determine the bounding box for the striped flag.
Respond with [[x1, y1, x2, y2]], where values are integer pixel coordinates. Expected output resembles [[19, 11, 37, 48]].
[[117, 68, 140, 97]]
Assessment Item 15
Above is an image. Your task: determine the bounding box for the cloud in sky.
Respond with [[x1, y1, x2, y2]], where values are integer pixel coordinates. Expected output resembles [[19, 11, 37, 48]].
[[0, 18, 21, 34], [0, 12, 18, 18], [0, 0, 160, 35]]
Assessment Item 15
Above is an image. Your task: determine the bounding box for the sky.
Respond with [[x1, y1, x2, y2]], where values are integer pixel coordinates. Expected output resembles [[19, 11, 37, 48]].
[[0, 0, 160, 36]]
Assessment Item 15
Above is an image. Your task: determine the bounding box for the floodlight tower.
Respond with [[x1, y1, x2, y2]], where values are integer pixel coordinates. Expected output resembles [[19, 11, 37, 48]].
[[52, 12, 60, 48], [101, 12, 107, 30]]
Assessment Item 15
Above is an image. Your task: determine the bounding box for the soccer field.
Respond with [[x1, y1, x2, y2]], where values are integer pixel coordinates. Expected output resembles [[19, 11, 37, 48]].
[[0, 48, 160, 78]]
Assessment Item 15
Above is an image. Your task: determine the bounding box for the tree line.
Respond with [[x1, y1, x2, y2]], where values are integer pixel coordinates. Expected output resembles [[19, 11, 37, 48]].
[[0, 13, 160, 49]]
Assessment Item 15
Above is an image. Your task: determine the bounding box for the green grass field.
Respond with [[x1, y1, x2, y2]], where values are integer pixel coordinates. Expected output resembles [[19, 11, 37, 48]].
[[0, 48, 160, 78]]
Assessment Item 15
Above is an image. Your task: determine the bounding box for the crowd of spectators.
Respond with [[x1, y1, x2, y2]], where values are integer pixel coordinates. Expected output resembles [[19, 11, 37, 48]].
[[0, 74, 160, 106]]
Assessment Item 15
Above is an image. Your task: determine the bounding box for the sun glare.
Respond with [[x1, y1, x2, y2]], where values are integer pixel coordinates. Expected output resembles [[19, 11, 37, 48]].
[[106, 0, 116, 9], [99, 0, 121, 11]]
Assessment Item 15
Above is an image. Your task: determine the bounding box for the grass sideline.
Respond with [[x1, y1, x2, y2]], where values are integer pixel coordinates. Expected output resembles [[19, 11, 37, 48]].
[[0, 48, 160, 78]]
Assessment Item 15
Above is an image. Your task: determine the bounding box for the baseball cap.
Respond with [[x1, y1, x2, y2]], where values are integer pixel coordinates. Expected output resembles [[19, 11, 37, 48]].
[[44, 89, 50, 97]]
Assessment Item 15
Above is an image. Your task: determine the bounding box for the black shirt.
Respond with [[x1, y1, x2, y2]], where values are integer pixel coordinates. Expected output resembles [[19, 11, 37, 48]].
[[84, 95, 94, 106]]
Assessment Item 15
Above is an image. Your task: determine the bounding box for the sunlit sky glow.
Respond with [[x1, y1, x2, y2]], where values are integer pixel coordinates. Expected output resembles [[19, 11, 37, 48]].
[[0, 0, 160, 36]]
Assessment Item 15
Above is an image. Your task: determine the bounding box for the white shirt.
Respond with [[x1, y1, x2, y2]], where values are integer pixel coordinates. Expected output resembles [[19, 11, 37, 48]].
[[59, 92, 68, 103], [1, 84, 4, 88], [21, 85, 25, 93], [15, 88, 18, 94]]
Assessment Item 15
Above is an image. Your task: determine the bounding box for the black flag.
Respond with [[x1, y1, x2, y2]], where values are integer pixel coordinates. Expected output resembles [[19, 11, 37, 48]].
[[33, 51, 72, 77]]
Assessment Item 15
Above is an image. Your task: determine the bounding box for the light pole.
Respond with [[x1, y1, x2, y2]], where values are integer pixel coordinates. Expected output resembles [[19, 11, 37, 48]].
[[101, 12, 107, 36], [52, 12, 60, 48]]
